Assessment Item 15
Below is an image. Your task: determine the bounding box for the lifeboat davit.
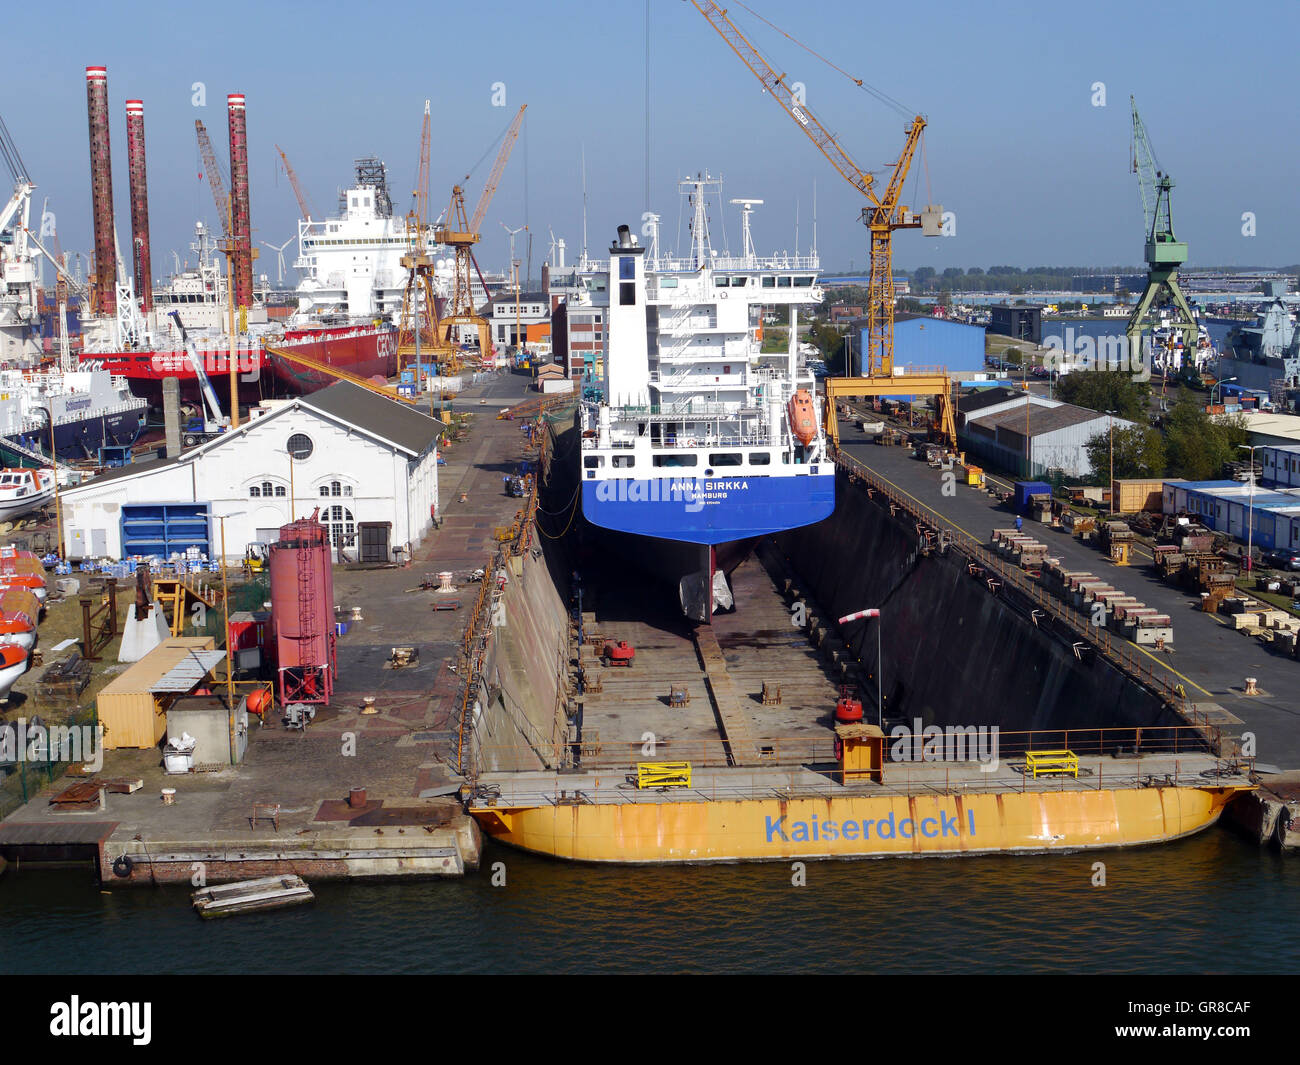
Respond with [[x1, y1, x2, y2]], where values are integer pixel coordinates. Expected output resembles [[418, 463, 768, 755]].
[[0, 643, 28, 704], [787, 389, 818, 446]]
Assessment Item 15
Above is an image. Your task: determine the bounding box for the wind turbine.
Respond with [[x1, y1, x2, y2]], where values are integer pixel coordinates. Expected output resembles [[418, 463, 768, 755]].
[[260, 237, 294, 286]]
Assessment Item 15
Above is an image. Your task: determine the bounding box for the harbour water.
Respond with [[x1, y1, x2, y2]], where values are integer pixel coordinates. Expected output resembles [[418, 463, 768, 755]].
[[2, 829, 1297, 973]]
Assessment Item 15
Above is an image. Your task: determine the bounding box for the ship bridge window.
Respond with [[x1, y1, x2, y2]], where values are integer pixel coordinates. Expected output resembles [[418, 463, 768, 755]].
[[583, 455, 604, 469], [716, 277, 730, 287], [749, 452, 771, 465], [731, 277, 747, 287], [611, 455, 635, 469], [762, 276, 775, 288], [659, 277, 678, 289], [777, 276, 792, 288], [794, 276, 814, 287], [708, 453, 743, 467], [653, 454, 698, 467]]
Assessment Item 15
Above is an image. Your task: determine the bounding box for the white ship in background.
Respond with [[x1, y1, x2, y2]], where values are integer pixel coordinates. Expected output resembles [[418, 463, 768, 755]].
[[0, 177, 43, 365], [292, 157, 504, 323]]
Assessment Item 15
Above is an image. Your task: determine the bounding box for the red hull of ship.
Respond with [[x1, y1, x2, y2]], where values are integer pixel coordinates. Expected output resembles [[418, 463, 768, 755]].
[[81, 325, 399, 411]]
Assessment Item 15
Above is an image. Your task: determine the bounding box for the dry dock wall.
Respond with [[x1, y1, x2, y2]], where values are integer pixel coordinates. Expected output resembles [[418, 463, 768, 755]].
[[467, 422, 576, 776], [777, 469, 1176, 734]]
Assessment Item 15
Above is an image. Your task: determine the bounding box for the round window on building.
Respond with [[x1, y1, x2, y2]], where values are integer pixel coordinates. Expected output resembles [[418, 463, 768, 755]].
[[287, 433, 313, 460]]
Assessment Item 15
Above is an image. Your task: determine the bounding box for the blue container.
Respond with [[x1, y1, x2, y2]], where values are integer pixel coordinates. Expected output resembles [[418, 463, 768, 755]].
[[335, 622, 348, 636], [1014, 480, 1053, 513]]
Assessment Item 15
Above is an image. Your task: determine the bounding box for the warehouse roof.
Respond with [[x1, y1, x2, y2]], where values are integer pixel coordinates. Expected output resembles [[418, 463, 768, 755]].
[[971, 402, 1114, 438], [301, 382, 444, 457], [65, 454, 181, 488], [64, 382, 444, 499], [958, 386, 1034, 415]]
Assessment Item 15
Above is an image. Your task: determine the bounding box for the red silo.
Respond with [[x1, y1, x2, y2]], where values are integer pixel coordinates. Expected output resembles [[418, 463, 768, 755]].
[[85, 66, 116, 316], [226, 93, 254, 308], [124, 100, 152, 313], [268, 510, 336, 706]]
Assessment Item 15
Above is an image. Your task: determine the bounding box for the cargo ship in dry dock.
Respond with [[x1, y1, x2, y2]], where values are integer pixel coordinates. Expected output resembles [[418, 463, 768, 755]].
[[578, 177, 834, 619]]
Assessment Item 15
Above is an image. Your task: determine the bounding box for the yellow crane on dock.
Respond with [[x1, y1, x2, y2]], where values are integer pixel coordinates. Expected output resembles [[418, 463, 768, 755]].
[[397, 101, 455, 375], [435, 104, 527, 363], [687, 1, 956, 451]]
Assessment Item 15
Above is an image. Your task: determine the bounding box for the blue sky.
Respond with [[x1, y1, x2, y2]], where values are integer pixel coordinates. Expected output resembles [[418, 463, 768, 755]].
[[8, 0, 1298, 279]]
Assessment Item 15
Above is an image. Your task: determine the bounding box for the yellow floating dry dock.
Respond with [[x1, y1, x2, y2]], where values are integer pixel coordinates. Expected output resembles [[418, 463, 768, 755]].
[[468, 727, 1253, 863]]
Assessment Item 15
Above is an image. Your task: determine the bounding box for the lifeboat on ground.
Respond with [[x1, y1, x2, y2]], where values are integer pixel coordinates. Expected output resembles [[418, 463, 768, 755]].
[[0, 550, 47, 603], [0, 585, 40, 651], [0, 643, 28, 704], [787, 389, 818, 446]]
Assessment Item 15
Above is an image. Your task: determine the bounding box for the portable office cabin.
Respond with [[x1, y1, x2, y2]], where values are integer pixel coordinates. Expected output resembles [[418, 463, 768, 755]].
[[96, 637, 218, 749]]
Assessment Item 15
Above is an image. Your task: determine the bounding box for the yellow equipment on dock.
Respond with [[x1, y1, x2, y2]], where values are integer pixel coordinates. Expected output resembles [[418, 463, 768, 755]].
[[636, 762, 692, 789], [1025, 750, 1080, 778]]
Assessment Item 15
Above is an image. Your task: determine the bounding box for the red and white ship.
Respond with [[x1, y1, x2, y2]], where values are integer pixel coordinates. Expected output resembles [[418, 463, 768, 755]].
[[76, 70, 400, 413]]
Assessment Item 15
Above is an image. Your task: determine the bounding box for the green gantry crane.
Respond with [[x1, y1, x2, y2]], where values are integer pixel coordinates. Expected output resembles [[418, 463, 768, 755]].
[[1125, 96, 1198, 375]]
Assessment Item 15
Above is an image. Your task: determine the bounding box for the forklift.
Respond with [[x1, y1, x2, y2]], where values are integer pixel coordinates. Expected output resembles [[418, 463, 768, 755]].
[[243, 541, 269, 579]]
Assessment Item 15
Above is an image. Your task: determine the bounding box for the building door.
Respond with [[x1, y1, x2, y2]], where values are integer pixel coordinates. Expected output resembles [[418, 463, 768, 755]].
[[91, 528, 107, 556], [358, 522, 391, 563]]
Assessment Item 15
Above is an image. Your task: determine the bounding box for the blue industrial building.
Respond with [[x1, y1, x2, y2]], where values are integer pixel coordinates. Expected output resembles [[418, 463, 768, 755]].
[[850, 314, 985, 374], [1163, 479, 1300, 551]]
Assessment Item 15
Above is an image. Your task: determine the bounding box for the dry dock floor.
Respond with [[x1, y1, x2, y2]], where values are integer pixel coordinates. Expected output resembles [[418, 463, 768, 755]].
[[576, 546, 846, 768]]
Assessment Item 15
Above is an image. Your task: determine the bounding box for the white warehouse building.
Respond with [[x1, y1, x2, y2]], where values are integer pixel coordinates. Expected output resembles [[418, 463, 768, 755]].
[[60, 382, 443, 564]]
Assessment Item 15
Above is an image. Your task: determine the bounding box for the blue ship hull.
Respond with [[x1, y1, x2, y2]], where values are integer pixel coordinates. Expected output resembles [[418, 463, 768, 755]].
[[8, 410, 147, 462], [581, 471, 835, 545]]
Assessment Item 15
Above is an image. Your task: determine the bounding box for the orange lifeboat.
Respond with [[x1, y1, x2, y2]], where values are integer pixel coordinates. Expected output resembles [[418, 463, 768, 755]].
[[787, 389, 818, 446]]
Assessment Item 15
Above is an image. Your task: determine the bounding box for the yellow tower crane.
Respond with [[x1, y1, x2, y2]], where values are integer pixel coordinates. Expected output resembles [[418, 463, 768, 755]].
[[435, 104, 526, 364], [397, 101, 454, 375], [688, 1, 956, 451]]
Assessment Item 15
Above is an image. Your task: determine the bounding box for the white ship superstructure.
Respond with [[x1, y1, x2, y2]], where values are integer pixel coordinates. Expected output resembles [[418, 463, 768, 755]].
[[579, 176, 834, 618], [293, 158, 505, 324], [0, 179, 43, 364]]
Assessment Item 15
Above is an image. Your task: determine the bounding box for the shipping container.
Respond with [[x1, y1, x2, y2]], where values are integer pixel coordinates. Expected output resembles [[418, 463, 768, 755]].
[[1013, 480, 1053, 513], [1111, 478, 1166, 514], [96, 636, 217, 749]]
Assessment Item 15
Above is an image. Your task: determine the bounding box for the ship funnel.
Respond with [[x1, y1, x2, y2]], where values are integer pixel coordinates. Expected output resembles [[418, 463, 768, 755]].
[[616, 224, 632, 249], [125, 99, 152, 313], [227, 93, 254, 308], [85, 66, 116, 316]]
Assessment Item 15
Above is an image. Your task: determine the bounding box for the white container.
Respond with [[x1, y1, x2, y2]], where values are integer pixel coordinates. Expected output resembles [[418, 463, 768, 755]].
[[163, 750, 193, 774]]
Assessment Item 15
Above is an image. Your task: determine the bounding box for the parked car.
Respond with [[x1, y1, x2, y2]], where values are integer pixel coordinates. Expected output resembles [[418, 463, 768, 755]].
[[1262, 548, 1300, 571]]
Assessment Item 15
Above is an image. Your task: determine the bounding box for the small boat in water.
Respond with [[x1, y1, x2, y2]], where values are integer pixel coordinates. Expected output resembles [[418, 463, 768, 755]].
[[0, 469, 54, 523], [192, 875, 314, 918]]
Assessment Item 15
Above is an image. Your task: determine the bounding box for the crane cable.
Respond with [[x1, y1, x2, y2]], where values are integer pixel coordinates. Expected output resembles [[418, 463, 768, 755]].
[[732, 1, 913, 119]]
